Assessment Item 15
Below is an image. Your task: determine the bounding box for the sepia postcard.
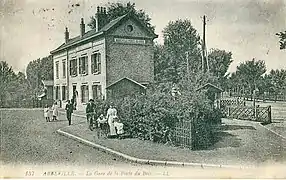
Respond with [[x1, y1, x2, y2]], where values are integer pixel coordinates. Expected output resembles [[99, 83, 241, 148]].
[[1, 0, 286, 179]]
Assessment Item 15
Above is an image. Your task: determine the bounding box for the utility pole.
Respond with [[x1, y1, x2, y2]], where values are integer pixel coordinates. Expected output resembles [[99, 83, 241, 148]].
[[202, 15, 206, 72], [186, 51, 189, 81]]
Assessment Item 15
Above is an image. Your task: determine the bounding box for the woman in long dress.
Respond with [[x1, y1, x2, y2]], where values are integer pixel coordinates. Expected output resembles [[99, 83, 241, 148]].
[[106, 104, 117, 136]]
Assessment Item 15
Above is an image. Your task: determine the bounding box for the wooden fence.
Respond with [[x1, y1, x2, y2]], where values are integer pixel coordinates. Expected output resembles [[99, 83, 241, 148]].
[[221, 105, 271, 123], [220, 99, 245, 108], [173, 120, 193, 148], [173, 118, 214, 149]]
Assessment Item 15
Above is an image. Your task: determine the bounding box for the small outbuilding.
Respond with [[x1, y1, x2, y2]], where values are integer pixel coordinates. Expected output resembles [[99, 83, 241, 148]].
[[106, 77, 147, 99], [196, 83, 223, 108]]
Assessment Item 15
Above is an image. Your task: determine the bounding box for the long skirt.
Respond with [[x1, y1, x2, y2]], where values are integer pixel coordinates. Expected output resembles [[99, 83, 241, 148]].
[[108, 117, 117, 136]]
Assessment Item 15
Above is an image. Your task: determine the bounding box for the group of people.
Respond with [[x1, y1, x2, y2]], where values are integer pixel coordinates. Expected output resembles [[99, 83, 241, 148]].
[[44, 99, 125, 138], [86, 99, 125, 138], [43, 101, 60, 122]]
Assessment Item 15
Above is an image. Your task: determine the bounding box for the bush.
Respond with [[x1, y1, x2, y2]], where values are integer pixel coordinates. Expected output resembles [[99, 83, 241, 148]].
[[96, 81, 221, 149]]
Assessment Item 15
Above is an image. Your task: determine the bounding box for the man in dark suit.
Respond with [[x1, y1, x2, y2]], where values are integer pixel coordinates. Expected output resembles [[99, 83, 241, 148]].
[[65, 100, 74, 126], [86, 99, 97, 130]]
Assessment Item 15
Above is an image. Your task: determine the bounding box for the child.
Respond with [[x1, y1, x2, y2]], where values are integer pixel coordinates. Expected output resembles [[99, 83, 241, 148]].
[[44, 104, 50, 122], [52, 101, 59, 121], [114, 116, 124, 139], [97, 114, 108, 138]]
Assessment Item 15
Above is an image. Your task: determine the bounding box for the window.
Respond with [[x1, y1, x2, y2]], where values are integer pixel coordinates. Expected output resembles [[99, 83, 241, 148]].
[[92, 84, 102, 100], [55, 86, 60, 100], [79, 56, 88, 75], [55, 61, 59, 79], [70, 59, 77, 76], [91, 53, 101, 74], [62, 60, 66, 78], [62, 86, 67, 100], [81, 85, 89, 103]]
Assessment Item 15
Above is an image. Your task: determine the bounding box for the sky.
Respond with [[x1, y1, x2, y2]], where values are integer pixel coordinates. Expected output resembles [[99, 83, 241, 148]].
[[0, 0, 285, 73]]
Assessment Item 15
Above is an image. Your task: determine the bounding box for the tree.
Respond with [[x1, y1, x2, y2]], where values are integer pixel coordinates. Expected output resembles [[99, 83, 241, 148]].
[[276, 31, 286, 50], [0, 61, 15, 104], [267, 69, 286, 101], [156, 19, 201, 83], [88, 2, 155, 32], [0, 61, 31, 107], [26, 55, 53, 93], [207, 49, 233, 89], [235, 58, 266, 98]]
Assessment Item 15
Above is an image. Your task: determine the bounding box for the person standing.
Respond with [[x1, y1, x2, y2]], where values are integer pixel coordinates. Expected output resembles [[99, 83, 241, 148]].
[[86, 99, 96, 129], [106, 104, 117, 137], [43, 104, 50, 122], [65, 100, 74, 126], [52, 101, 59, 121]]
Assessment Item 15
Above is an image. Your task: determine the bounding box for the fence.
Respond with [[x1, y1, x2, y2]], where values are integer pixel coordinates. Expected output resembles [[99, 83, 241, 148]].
[[173, 118, 215, 150], [220, 99, 245, 108], [0, 99, 54, 108], [221, 105, 271, 123], [173, 120, 193, 148]]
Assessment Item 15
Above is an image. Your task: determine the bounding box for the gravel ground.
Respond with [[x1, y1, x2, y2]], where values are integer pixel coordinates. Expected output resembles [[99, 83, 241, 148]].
[[1, 109, 286, 178], [62, 117, 286, 167]]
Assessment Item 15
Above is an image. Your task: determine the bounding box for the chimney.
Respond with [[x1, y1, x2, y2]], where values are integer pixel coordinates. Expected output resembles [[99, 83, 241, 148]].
[[65, 27, 69, 43], [80, 18, 85, 37], [96, 6, 108, 32]]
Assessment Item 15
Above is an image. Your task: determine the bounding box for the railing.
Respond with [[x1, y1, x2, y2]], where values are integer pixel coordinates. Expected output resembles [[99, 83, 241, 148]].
[[221, 105, 271, 123], [220, 99, 245, 108]]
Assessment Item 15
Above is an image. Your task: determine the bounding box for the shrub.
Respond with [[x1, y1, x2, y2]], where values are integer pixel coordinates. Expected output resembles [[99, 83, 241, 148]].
[[96, 81, 221, 149]]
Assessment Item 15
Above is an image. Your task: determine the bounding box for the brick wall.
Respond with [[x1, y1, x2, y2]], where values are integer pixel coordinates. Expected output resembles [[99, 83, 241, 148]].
[[106, 37, 154, 86]]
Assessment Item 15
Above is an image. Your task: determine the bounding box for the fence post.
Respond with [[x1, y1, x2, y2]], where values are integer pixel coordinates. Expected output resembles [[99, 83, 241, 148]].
[[268, 106, 272, 123]]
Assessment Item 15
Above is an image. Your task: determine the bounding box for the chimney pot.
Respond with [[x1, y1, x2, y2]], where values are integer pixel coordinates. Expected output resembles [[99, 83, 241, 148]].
[[80, 18, 85, 37], [65, 27, 69, 43]]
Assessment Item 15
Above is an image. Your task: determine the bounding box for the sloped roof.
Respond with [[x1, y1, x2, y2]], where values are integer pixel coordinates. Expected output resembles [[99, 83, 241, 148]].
[[196, 83, 223, 92], [106, 77, 147, 89], [50, 13, 157, 54]]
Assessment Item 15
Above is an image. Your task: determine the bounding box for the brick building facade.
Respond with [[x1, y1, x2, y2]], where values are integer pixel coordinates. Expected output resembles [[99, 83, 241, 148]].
[[50, 7, 157, 110]]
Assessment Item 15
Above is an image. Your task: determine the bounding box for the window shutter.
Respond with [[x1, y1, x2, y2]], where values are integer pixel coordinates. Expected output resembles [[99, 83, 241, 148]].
[[79, 58, 82, 74], [91, 55, 95, 74], [75, 59, 78, 76], [85, 57, 88, 75], [98, 53, 101, 74], [92, 85, 96, 100], [98, 85, 102, 99], [70, 60, 72, 76], [81, 85, 84, 103]]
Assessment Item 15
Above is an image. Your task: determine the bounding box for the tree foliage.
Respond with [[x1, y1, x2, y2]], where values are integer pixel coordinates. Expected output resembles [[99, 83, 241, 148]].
[[208, 49, 232, 89], [276, 31, 286, 50], [26, 55, 53, 93], [236, 58, 266, 90], [155, 19, 202, 83], [88, 2, 155, 32], [0, 61, 31, 106]]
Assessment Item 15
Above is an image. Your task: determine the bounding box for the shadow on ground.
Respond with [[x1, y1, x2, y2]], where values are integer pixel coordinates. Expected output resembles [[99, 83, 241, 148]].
[[220, 124, 256, 131], [193, 124, 256, 151]]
